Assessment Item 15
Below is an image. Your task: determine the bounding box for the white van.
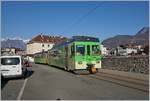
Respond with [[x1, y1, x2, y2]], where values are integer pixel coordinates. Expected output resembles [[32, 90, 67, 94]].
[[1, 55, 25, 78]]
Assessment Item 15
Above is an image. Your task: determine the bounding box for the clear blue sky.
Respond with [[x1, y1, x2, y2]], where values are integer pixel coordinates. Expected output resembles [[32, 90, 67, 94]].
[[1, 1, 149, 41]]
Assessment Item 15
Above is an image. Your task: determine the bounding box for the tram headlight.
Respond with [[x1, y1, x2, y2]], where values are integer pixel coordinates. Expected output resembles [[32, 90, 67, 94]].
[[78, 61, 82, 64]]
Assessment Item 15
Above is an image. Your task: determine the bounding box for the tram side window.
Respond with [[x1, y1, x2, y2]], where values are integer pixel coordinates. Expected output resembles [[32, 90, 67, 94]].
[[43, 53, 46, 58], [39, 54, 42, 57], [53, 50, 58, 57], [54, 50, 58, 54], [51, 51, 54, 56], [76, 45, 85, 56], [71, 45, 75, 56], [92, 45, 100, 55], [36, 54, 39, 58], [58, 49, 62, 55]]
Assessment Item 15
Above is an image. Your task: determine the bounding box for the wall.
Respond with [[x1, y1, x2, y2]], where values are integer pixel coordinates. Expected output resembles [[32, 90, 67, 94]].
[[102, 56, 149, 74]]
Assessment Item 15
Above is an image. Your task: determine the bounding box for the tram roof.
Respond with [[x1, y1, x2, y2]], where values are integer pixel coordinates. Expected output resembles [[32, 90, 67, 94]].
[[52, 36, 100, 49], [72, 36, 99, 42]]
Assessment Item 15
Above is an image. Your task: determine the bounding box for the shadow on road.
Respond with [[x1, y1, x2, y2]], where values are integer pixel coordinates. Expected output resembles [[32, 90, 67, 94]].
[[1, 78, 9, 90], [49, 65, 90, 75], [1, 69, 34, 90], [50, 65, 74, 73], [25, 69, 34, 78]]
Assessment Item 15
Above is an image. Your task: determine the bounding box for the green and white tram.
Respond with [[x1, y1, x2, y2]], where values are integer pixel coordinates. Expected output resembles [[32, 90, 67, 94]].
[[34, 51, 48, 64], [47, 36, 102, 74]]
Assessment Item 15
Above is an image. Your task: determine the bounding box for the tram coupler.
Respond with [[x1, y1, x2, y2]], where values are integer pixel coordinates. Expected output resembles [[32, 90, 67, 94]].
[[87, 64, 97, 74]]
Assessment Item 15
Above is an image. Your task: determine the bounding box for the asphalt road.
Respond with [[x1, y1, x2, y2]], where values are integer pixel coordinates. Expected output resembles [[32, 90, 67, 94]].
[[1, 63, 149, 100]]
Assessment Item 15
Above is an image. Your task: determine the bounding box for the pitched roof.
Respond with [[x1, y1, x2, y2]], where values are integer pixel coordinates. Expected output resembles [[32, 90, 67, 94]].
[[28, 34, 67, 44]]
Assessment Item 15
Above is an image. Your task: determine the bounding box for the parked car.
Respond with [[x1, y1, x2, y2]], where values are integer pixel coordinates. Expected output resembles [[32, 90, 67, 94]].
[[1, 55, 27, 78]]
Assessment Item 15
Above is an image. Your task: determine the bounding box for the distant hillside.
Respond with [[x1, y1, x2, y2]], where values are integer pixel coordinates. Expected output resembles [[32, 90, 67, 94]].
[[1, 39, 26, 50], [102, 27, 149, 48]]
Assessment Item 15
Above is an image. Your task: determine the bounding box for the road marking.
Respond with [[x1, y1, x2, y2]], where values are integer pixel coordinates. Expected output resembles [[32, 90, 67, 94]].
[[17, 78, 28, 100]]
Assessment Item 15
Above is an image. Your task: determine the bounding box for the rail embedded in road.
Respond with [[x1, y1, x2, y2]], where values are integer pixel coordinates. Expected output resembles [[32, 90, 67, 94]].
[[87, 72, 149, 93]]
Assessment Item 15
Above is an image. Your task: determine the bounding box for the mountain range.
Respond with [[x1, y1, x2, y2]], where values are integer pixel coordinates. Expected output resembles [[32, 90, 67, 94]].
[[1, 27, 149, 50], [1, 39, 26, 50], [102, 27, 149, 48]]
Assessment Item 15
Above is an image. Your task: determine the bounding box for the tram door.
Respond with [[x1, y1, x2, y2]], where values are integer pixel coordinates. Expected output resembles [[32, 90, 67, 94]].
[[86, 45, 92, 64], [65, 46, 69, 69], [87, 45, 90, 56], [66, 44, 75, 70]]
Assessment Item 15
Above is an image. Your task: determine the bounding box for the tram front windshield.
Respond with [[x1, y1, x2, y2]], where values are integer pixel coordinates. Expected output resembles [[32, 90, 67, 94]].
[[92, 45, 100, 55], [76, 45, 85, 56]]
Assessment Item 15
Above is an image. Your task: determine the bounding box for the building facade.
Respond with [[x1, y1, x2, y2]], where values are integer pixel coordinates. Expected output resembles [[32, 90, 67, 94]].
[[101, 44, 109, 56], [116, 46, 138, 56], [1, 47, 26, 56], [1, 48, 16, 55], [27, 34, 67, 55], [27, 42, 54, 55]]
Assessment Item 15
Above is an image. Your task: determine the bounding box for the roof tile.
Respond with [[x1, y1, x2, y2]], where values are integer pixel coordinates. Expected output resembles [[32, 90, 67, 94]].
[[29, 34, 67, 44]]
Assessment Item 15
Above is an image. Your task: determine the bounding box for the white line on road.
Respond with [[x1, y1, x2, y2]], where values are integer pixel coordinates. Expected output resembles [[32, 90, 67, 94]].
[[17, 78, 28, 100]]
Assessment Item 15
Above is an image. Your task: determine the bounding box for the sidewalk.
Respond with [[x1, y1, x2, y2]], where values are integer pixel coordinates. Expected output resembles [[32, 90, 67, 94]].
[[99, 69, 149, 81]]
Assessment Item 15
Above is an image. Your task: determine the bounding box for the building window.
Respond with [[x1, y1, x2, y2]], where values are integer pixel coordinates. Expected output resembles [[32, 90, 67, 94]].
[[42, 44, 44, 47]]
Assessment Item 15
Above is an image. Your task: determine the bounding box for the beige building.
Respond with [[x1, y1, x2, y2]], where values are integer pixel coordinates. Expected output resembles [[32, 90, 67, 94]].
[[1, 48, 16, 55], [27, 34, 67, 55], [101, 44, 109, 56], [27, 42, 54, 55]]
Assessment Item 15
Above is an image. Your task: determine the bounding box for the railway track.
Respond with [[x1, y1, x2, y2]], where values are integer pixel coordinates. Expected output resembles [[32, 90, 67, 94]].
[[96, 72, 148, 86], [80, 72, 149, 93]]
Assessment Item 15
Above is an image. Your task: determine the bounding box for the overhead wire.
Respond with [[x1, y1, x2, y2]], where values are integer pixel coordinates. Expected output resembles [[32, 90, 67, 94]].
[[62, 2, 105, 34]]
